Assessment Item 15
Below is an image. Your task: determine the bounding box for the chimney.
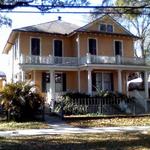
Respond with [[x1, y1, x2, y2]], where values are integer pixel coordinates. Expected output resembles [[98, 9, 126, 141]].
[[58, 16, 62, 21]]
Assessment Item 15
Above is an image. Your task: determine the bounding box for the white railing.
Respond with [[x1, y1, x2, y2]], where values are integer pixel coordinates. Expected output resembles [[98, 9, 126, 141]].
[[20, 54, 147, 66], [91, 55, 116, 64], [121, 57, 145, 65], [20, 55, 79, 66]]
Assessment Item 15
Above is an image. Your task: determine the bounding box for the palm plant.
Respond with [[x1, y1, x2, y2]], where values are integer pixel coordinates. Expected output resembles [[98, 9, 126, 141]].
[[0, 81, 45, 121]]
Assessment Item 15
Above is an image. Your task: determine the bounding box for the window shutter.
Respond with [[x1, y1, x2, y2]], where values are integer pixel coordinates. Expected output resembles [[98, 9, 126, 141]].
[[62, 73, 66, 91], [110, 73, 114, 91], [92, 73, 96, 91], [42, 72, 46, 92]]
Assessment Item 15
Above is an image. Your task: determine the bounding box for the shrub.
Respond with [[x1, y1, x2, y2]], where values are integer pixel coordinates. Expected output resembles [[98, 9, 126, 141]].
[[54, 91, 135, 115], [0, 81, 45, 121]]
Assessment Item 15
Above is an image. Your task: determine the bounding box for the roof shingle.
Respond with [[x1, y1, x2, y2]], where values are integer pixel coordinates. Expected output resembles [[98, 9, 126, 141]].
[[14, 20, 80, 35]]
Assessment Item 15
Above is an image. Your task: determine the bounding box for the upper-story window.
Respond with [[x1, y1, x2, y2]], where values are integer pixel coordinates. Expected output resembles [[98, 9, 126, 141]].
[[31, 38, 40, 56], [100, 24, 113, 33], [114, 40, 122, 56], [54, 40, 62, 57], [88, 38, 97, 55]]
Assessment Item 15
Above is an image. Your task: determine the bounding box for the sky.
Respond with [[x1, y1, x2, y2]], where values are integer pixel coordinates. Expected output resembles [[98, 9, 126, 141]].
[[0, 0, 101, 73]]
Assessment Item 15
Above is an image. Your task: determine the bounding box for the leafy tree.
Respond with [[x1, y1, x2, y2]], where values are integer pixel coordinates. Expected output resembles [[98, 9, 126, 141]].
[[0, 81, 45, 121], [0, 0, 89, 27], [99, 0, 150, 57]]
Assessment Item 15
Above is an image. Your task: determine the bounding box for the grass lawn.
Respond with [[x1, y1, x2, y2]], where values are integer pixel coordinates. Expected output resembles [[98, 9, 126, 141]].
[[0, 121, 50, 131], [0, 132, 150, 150], [66, 116, 150, 128]]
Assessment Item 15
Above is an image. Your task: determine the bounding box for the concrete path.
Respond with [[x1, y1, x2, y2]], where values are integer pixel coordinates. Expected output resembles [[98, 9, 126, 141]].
[[0, 115, 150, 137]]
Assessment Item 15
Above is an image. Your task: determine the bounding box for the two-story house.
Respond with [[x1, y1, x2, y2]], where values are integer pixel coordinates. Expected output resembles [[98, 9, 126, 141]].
[[3, 15, 150, 110]]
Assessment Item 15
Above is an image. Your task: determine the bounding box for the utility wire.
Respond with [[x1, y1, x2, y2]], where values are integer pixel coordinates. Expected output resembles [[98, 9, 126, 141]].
[[0, 4, 150, 15]]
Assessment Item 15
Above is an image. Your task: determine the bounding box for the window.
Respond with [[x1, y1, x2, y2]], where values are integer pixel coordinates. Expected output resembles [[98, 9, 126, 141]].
[[100, 24, 106, 32], [54, 40, 62, 57], [92, 72, 113, 91], [31, 38, 40, 56], [103, 73, 112, 91], [42, 72, 50, 93], [107, 24, 113, 32], [100, 24, 113, 32], [88, 38, 97, 55], [42, 72, 66, 93], [55, 73, 66, 92], [115, 41, 122, 56]]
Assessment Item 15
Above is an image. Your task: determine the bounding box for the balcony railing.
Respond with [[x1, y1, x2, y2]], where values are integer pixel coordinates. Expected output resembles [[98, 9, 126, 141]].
[[20, 54, 147, 66], [20, 55, 79, 66]]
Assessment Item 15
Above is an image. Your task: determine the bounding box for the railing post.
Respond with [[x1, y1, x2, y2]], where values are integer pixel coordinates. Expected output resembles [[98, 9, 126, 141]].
[[49, 55, 54, 64], [86, 53, 91, 64], [116, 55, 121, 64], [20, 54, 23, 64]]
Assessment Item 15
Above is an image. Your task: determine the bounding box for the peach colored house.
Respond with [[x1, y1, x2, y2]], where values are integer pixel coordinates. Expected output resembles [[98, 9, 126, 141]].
[[3, 15, 150, 109]]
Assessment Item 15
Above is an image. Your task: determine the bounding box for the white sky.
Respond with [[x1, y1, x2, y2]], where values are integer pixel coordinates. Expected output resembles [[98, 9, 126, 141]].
[[0, 0, 101, 73]]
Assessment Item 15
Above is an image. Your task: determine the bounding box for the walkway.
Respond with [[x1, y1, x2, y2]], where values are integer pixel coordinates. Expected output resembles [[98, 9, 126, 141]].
[[0, 115, 150, 137]]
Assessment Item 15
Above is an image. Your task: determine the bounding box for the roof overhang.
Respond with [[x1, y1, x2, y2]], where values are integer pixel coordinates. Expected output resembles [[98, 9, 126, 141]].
[[2, 30, 18, 54]]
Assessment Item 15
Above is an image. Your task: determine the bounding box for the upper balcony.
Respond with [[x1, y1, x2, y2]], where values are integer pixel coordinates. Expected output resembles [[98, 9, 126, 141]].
[[19, 54, 148, 67]]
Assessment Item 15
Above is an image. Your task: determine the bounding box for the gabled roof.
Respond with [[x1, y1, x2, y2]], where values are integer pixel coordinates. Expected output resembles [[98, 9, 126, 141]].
[[14, 19, 80, 35], [76, 15, 136, 37]]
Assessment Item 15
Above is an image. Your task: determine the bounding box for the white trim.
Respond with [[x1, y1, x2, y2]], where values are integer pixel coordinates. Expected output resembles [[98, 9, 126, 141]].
[[77, 34, 80, 58], [144, 71, 149, 99], [87, 37, 98, 55], [88, 69, 92, 95], [30, 37, 41, 56], [118, 70, 122, 93], [53, 39, 64, 57], [78, 70, 81, 92], [18, 32, 21, 62], [113, 40, 124, 56]]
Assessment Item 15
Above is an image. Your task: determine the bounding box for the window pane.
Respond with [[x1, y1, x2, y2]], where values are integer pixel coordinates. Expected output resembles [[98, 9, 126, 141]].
[[89, 39, 96, 55], [103, 73, 112, 91], [54, 40, 62, 57], [115, 41, 122, 56], [31, 38, 40, 55], [96, 73, 102, 91], [107, 25, 113, 32], [55, 73, 63, 92], [100, 24, 106, 32]]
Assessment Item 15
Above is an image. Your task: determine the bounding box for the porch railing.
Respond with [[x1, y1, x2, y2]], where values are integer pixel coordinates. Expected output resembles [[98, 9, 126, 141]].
[[54, 96, 135, 116], [20, 54, 147, 66]]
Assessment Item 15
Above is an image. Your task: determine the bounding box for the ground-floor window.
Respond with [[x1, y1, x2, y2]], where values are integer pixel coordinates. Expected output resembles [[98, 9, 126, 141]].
[[42, 72, 66, 93], [92, 72, 113, 91], [55, 73, 66, 92]]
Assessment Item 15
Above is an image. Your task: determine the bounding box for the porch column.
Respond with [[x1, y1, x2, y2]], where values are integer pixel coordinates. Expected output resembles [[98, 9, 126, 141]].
[[49, 70, 55, 101], [118, 70, 122, 93], [144, 71, 149, 99], [21, 70, 25, 82], [78, 70, 81, 92], [88, 69, 92, 95], [33, 70, 36, 84]]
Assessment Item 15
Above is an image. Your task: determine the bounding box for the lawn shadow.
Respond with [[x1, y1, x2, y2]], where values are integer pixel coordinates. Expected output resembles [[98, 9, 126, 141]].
[[0, 132, 150, 150]]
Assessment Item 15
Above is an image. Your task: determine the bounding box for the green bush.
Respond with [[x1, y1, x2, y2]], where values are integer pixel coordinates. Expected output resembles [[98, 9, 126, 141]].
[[54, 91, 135, 115], [0, 81, 45, 121]]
